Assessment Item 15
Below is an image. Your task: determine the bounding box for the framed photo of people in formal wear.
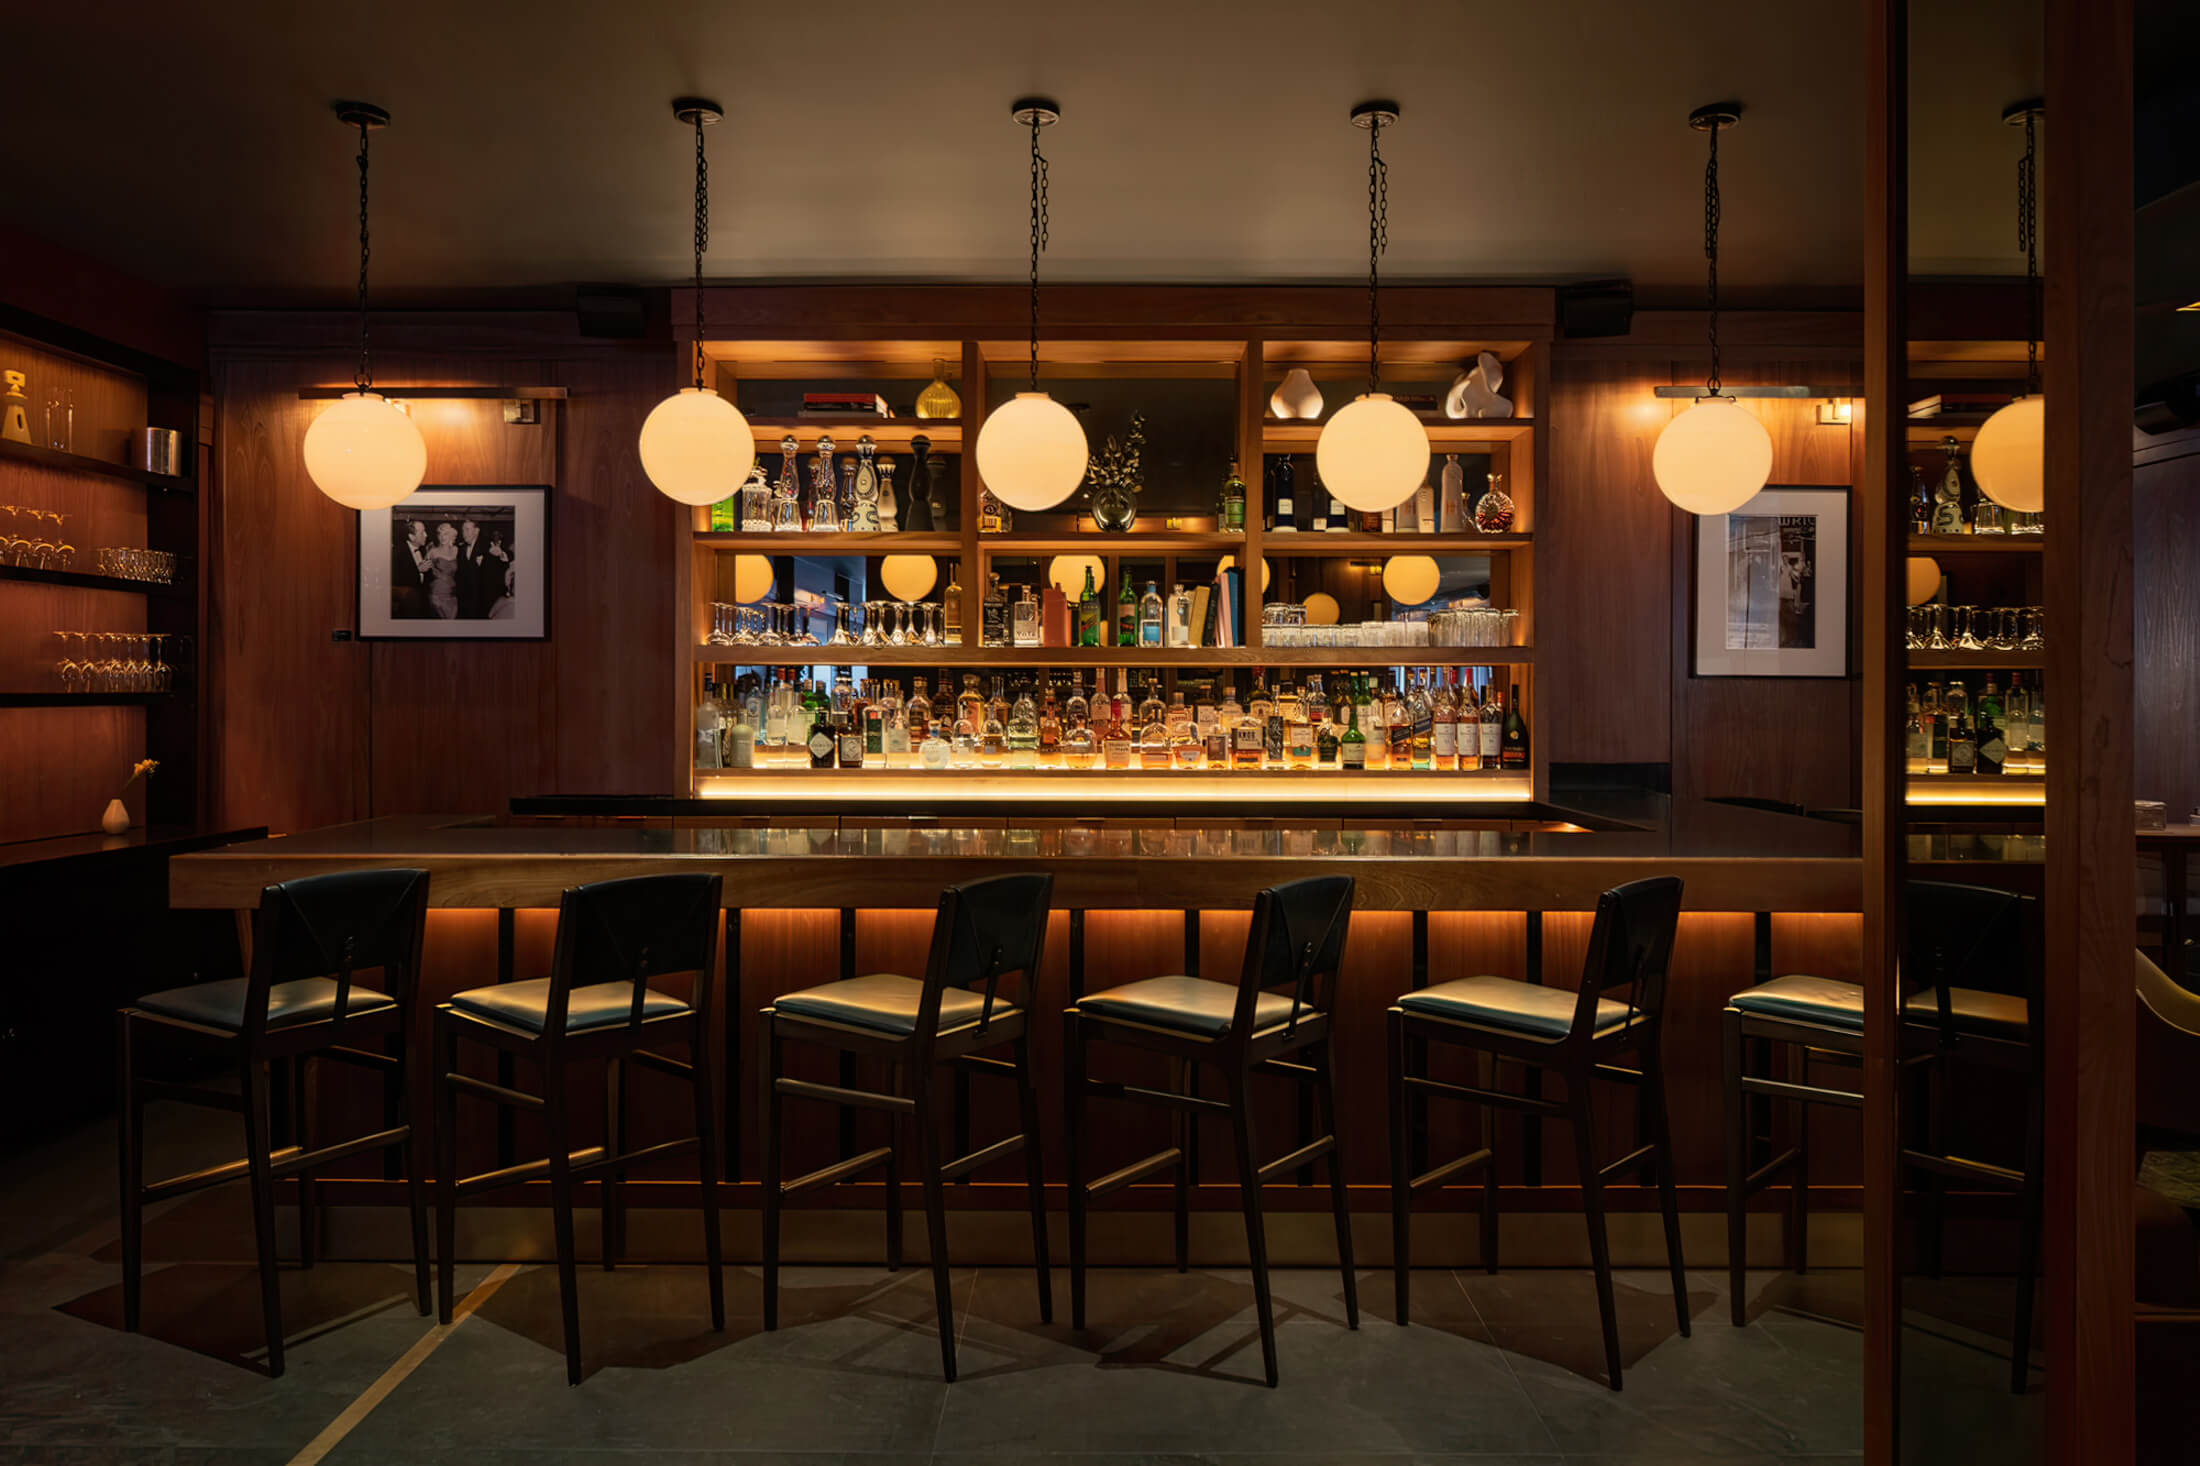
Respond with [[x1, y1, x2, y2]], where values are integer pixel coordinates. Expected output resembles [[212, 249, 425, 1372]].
[[1691, 485, 1849, 678], [357, 485, 550, 640]]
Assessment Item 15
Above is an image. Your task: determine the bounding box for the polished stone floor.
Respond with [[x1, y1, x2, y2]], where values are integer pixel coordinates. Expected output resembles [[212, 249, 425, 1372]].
[[0, 1110, 2043, 1465]]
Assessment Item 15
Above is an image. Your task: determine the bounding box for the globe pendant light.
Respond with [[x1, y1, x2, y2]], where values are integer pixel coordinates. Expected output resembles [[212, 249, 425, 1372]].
[[302, 103, 427, 512], [1316, 102, 1428, 515], [639, 99, 756, 507], [973, 99, 1088, 513], [1652, 104, 1774, 518], [1971, 102, 2045, 515]]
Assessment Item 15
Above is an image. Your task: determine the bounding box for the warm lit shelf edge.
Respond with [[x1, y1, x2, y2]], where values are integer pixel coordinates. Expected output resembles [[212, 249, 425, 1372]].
[[692, 768, 1536, 804]]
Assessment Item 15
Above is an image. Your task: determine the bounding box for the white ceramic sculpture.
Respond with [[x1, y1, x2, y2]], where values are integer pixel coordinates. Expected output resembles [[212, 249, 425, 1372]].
[[1269, 367, 1324, 421], [1444, 351, 1514, 420]]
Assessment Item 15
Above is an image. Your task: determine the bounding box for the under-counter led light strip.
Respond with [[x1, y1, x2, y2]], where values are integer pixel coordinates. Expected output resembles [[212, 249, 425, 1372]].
[[695, 770, 1536, 805]]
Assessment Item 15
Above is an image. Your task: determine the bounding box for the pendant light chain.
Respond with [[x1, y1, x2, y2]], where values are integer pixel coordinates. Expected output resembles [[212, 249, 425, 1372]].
[[692, 110, 709, 391], [1703, 119, 1723, 398], [1366, 113, 1389, 397], [354, 119, 373, 392], [2017, 109, 2039, 395], [1028, 112, 1050, 394]]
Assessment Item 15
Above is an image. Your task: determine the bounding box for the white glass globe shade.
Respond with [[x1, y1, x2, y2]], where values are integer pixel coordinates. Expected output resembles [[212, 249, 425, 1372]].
[[1905, 557, 1943, 607], [1315, 393, 1429, 513], [975, 392, 1089, 512], [1382, 554, 1442, 607], [731, 554, 776, 603], [1652, 396, 1775, 516], [1047, 554, 1106, 597], [1971, 395, 2044, 513], [1303, 591, 1341, 626], [303, 392, 427, 511], [639, 387, 756, 507], [1216, 554, 1272, 593], [879, 554, 938, 603]]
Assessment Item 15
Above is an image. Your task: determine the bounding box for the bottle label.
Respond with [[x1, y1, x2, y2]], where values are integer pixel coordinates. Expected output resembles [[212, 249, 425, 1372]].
[[1433, 721, 1456, 758], [1341, 740, 1366, 769], [1480, 724, 1501, 758], [808, 731, 834, 761]]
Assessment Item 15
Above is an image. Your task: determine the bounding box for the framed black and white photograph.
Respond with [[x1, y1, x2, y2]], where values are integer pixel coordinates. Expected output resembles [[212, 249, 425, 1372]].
[[357, 485, 550, 640], [1692, 485, 1849, 678]]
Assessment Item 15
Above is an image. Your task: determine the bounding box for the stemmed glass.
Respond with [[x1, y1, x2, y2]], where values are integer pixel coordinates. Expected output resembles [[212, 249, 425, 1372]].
[[889, 602, 912, 646], [829, 601, 857, 646], [920, 602, 942, 647], [791, 603, 820, 647], [860, 600, 884, 647], [2022, 607, 2045, 651], [1952, 605, 1984, 651]]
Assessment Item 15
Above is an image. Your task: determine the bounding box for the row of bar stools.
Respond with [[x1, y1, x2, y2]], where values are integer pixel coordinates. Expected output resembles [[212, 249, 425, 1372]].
[[1387, 876, 1691, 1392]]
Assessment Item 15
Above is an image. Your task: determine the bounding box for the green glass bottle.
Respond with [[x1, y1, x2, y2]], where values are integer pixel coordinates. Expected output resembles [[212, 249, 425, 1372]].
[[1077, 566, 1100, 648], [1116, 570, 1137, 647], [1339, 700, 1367, 770]]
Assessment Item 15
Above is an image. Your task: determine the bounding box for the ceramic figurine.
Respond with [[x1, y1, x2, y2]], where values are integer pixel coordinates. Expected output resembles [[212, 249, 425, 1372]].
[[857, 435, 892, 532], [1, 370, 30, 444], [1444, 351, 1514, 420]]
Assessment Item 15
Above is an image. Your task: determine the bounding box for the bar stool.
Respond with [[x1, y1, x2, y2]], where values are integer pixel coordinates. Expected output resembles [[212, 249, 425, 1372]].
[[1387, 875, 1688, 1392], [433, 872, 725, 1385], [1064, 874, 1358, 1389], [1721, 880, 2038, 1391], [760, 871, 1053, 1383], [117, 867, 432, 1377]]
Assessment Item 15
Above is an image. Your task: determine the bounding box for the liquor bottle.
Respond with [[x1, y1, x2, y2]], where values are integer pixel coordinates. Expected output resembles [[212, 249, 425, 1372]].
[[725, 681, 757, 769], [2027, 680, 2047, 775], [864, 680, 887, 760], [982, 574, 1009, 647], [1170, 710, 1205, 769], [881, 452, 909, 532], [772, 435, 802, 530], [1220, 459, 1247, 533], [1910, 467, 1932, 536], [1164, 688, 1194, 740], [1012, 583, 1042, 647], [807, 703, 837, 769], [1412, 471, 1436, 536], [1038, 685, 1063, 767], [1229, 678, 1264, 771], [2003, 673, 2031, 775], [1905, 684, 1929, 773], [1306, 462, 1330, 533], [1166, 584, 1193, 647], [1386, 675, 1414, 770], [978, 684, 1008, 768], [1474, 472, 1516, 535], [738, 462, 772, 532], [1243, 672, 1273, 768], [1007, 684, 1040, 768], [1102, 671, 1135, 769], [919, 714, 951, 769], [1270, 456, 1296, 533], [1315, 461, 1344, 533], [942, 563, 963, 643], [843, 455, 876, 531], [1310, 675, 1339, 766], [880, 682, 909, 766], [1439, 454, 1467, 533], [1197, 682, 1226, 765], [1947, 697, 1976, 774], [1432, 670, 1458, 771], [979, 482, 1009, 534], [808, 437, 842, 531], [1138, 692, 1171, 770], [1479, 685, 1503, 771], [1137, 582, 1165, 646], [695, 678, 725, 770], [1076, 567, 1101, 648], [952, 675, 983, 767], [1406, 671, 1434, 769], [1974, 675, 2005, 777], [837, 699, 865, 769], [857, 436, 890, 532], [905, 677, 933, 745], [762, 670, 790, 756], [987, 675, 1010, 734], [1340, 700, 1367, 769], [1924, 680, 1948, 771], [1117, 571, 1138, 647], [1283, 684, 1315, 770], [1500, 682, 1530, 771], [1062, 676, 1097, 769]]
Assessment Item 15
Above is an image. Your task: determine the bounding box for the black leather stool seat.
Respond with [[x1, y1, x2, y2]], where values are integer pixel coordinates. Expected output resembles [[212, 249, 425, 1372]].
[[449, 977, 688, 1033], [1399, 975, 1636, 1039], [138, 977, 395, 1032], [1727, 974, 1866, 1028], [775, 973, 1013, 1035], [1076, 975, 1301, 1035], [1902, 986, 2029, 1039]]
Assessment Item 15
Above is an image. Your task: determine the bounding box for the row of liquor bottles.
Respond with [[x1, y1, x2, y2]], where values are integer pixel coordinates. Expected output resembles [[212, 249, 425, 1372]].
[[1218, 457, 1515, 536], [1913, 437, 2044, 537], [694, 666, 1530, 774], [1905, 674, 2045, 777], [708, 433, 954, 534], [981, 569, 1236, 649]]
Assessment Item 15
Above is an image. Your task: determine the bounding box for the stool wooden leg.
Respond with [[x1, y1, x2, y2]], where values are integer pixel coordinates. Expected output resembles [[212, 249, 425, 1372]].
[[434, 1020, 461, 1325], [1722, 1009, 1748, 1327], [396, 1027, 429, 1317], [1226, 1067, 1279, 1388], [912, 1073, 957, 1383], [293, 1057, 316, 1269], [1316, 1037, 1357, 1330], [1790, 1052, 1811, 1276], [1065, 1013, 1090, 1331], [545, 1070, 583, 1385], [601, 1057, 624, 1271], [1170, 1057, 1191, 1274], [761, 1031, 784, 1332], [1015, 1036, 1052, 1323], [239, 1057, 285, 1378], [884, 1064, 904, 1273], [691, 1027, 725, 1333], [1386, 1011, 1412, 1325], [1645, 1040, 1690, 1338], [116, 1012, 143, 1334], [1571, 1102, 1622, 1391], [1479, 1050, 1500, 1275]]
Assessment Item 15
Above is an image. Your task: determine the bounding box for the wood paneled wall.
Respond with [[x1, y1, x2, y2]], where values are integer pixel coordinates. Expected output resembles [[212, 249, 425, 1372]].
[[2134, 432, 2200, 820], [208, 322, 678, 834]]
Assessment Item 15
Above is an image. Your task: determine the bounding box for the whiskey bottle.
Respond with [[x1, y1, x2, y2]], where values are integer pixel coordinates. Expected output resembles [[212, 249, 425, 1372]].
[[1138, 693, 1171, 770], [905, 676, 933, 745], [1500, 681, 1529, 771], [1038, 684, 1064, 767], [982, 574, 1009, 647], [978, 683, 1008, 768], [1220, 459, 1247, 533], [942, 563, 963, 644], [1229, 679, 1264, 770], [1431, 669, 1458, 771], [1478, 686, 1503, 771], [1904, 684, 1929, 773], [1102, 671, 1135, 769], [1408, 670, 1435, 770], [1077, 566, 1101, 648], [1386, 676, 1414, 770]]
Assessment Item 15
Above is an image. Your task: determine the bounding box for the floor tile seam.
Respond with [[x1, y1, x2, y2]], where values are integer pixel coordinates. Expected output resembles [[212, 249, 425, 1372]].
[[1447, 1266, 1562, 1457]]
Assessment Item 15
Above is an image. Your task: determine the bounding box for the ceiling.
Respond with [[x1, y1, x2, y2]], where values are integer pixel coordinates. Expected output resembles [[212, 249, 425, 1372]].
[[0, 0, 2064, 309]]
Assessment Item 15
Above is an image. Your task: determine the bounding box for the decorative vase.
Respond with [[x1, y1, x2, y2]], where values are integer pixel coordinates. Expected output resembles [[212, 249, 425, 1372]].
[[1269, 368, 1323, 421], [101, 798, 130, 835], [914, 360, 962, 420], [1088, 481, 1139, 534]]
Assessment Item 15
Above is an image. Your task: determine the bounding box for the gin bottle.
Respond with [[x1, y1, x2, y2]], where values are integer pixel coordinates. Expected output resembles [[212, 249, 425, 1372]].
[[1138, 581, 1164, 646]]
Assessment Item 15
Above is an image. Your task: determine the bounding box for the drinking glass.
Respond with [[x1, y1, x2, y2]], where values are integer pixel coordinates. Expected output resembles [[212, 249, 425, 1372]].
[[860, 600, 884, 647], [920, 602, 942, 647], [889, 601, 912, 646], [1952, 605, 1983, 650], [2022, 607, 2045, 651]]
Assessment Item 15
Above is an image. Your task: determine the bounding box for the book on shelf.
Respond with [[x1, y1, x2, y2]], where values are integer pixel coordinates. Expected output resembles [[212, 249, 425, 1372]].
[[800, 392, 891, 417], [1190, 585, 1214, 649]]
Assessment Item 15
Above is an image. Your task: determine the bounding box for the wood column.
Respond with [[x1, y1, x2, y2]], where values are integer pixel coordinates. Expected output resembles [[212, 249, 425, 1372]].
[[2043, 0, 2135, 1460]]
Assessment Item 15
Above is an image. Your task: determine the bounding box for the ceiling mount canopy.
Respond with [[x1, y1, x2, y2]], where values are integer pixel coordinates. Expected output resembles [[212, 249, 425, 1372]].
[[1650, 100, 1774, 518], [1970, 99, 2046, 515], [301, 100, 428, 512], [638, 95, 757, 507], [1316, 99, 1429, 515], [974, 95, 1089, 514]]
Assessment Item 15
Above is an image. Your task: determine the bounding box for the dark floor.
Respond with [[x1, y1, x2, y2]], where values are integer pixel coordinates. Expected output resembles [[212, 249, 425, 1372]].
[[0, 1112, 2041, 1465]]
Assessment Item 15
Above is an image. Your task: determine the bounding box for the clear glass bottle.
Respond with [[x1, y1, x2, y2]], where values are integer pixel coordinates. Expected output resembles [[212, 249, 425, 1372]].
[[770, 436, 804, 531], [1007, 684, 1040, 768], [1102, 671, 1135, 770], [905, 677, 933, 746], [1138, 581, 1164, 647], [1431, 669, 1458, 771], [1165, 584, 1193, 647], [1283, 686, 1315, 770], [695, 678, 725, 770], [1038, 685, 1063, 767], [942, 562, 963, 644], [919, 716, 952, 769], [1473, 471, 1516, 535], [978, 691, 1008, 769], [1012, 584, 1042, 647], [1164, 688, 1194, 739], [738, 462, 772, 532], [1062, 676, 1098, 769], [1170, 709, 1205, 769], [1478, 685, 1503, 771], [808, 436, 842, 531]]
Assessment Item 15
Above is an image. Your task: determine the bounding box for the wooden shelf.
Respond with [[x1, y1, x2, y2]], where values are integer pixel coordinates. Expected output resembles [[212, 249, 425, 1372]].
[[1906, 773, 2046, 807], [980, 533, 1244, 556], [0, 692, 172, 708], [1907, 425, 1979, 444], [1907, 534, 2042, 554], [695, 532, 963, 553], [692, 765, 1538, 803], [748, 418, 963, 449], [0, 564, 187, 597], [1262, 417, 1535, 448], [1259, 533, 1533, 555], [1906, 649, 2043, 669], [0, 437, 192, 491], [696, 644, 1534, 668]]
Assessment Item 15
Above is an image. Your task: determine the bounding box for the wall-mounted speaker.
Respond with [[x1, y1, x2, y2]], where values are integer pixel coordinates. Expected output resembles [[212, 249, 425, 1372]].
[[1558, 278, 1634, 339], [575, 285, 649, 340]]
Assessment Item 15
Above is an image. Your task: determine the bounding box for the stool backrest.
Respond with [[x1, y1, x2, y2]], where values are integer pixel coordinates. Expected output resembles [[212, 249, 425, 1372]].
[[1905, 879, 2032, 1044], [1239, 875, 1356, 1040], [920, 871, 1054, 1040], [1574, 875, 1685, 1036], [248, 867, 430, 1041], [546, 872, 723, 1038]]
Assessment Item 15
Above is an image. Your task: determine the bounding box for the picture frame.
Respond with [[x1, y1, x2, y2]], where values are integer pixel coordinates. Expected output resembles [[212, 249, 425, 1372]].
[[357, 485, 550, 640], [1691, 485, 1850, 678]]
